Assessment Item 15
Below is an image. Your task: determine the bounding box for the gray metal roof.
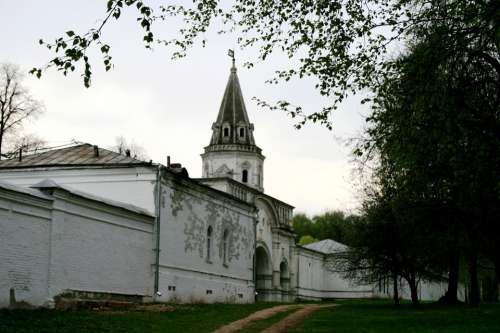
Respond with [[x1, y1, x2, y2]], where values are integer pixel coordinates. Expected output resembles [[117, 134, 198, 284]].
[[304, 239, 348, 254], [0, 179, 153, 217], [31, 179, 154, 217], [0, 180, 52, 200], [0, 143, 150, 169]]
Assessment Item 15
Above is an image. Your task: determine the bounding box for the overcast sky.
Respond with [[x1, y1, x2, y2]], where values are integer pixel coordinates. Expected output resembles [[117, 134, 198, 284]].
[[0, 0, 370, 216]]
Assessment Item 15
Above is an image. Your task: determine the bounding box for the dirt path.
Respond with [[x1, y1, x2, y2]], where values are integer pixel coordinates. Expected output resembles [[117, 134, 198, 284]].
[[259, 304, 336, 333], [212, 303, 337, 333], [211, 304, 302, 333]]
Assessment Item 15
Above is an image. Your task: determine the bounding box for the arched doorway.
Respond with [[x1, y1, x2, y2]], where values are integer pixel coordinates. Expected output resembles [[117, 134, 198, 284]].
[[280, 260, 290, 291], [255, 245, 271, 301]]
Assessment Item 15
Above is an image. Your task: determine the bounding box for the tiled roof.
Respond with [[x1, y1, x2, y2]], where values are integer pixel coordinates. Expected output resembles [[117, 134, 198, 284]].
[[304, 239, 348, 254], [0, 143, 150, 169]]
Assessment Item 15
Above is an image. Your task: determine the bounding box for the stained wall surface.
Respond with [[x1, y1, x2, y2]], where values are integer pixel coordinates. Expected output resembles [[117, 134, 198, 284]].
[[156, 175, 256, 303]]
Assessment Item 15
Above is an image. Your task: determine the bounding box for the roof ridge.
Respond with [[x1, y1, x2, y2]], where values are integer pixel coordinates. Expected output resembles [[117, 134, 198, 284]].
[[0, 142, 149, 168]]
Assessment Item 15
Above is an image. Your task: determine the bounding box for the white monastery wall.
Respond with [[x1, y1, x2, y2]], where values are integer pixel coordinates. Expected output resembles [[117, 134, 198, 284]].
[[296, 249, 325, 300], [374, 279, 465, 302], [255, 200, 274, 264], [156, 175, 256, 303], [295, 248, 375, 300], [0, 183, 154, 308], [0, 167, 157, 213], [321, 269, 374, 299], [0, 188, 52, 307], [48, 190, 154, 299]]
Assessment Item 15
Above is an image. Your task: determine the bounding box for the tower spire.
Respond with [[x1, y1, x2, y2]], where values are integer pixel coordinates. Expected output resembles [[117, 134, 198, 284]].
[[228, 49, 236, 71], [201, 54, 265, 192], [207, 52, 258, 147]]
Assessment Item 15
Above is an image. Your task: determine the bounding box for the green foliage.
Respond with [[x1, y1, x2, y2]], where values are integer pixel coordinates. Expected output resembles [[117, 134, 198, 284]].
[[36, 1, 499, 129], [349, 5, 500, 305], [298, 235, 319, 246], [292, 211, 357, 246]]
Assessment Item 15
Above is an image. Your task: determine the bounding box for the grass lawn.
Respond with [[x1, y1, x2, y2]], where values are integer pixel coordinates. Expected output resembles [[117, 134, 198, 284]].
[[0, 303, 281, 333], [290, 299, 500, 333], [2, 300, 499, 333]]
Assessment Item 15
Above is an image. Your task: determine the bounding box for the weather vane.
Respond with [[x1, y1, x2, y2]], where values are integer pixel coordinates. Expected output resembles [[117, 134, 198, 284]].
[[228, 49, 235, 67]]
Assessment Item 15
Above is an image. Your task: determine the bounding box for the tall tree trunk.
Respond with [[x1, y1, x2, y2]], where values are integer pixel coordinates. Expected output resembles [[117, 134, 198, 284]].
[[468, 250, 480, 307], [443, 211, 460, 304], [444, 250, 460, 304], [393, 271, 400, 306], [494, 258, 500, 303], [405, 274, 420, 307], [0, 130, 3, 160]]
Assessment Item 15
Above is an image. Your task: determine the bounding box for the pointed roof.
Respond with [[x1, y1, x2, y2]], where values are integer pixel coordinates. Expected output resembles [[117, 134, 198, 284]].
[[208, 63, 258, 147], [216, 64, 250, 125]]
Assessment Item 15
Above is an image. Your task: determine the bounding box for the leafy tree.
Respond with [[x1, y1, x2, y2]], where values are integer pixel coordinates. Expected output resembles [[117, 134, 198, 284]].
[[312, 211, 356, 245], [293, 211, 357, 246], [0, 64, 44, 159], [356, 19, 500, 306], [292, 213, 313, 242], [33, 1, 499, 128], [298, 235, 319, 246]]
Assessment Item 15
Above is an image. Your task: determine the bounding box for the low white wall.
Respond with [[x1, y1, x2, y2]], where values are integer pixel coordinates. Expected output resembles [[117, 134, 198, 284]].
[[0, 189, 52, 307], [0, 184, 154, 308], [48, 190, 154, 299], [296, 248, 375, 300], [296, 249, 325, 300], [374, 279, 466, 302]]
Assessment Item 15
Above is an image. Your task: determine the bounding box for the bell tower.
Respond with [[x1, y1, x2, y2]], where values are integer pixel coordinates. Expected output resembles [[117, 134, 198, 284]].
[[201, 51, 265, 192]]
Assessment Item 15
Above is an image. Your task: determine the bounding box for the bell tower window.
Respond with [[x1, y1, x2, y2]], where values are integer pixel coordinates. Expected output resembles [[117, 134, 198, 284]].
[[224, 128, 229, 137], [242, 169, 248, 183], [239, 128, 245, 138]]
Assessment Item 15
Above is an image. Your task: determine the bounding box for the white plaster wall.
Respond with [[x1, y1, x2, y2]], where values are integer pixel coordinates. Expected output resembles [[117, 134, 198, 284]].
[[0, 167, 157, 213], [48, 191, 154, 298], [296, 250, 324, 300], [322, 268, 374, 299], [374, 279, 465, 302], [0, 186, 154, 308], [255, 200, 274, 265], [202, 151, 264, 191], [0, 191, 52, 307], [156, 178, 256, 303], [296, 249, 374, 300]]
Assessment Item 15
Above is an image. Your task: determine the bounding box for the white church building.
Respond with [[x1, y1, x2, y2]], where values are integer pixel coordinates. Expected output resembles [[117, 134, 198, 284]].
[[0, 62, 438, 308]]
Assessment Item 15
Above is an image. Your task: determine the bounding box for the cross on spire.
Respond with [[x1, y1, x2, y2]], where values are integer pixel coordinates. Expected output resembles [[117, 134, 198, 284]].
[[228, 49, 235, 70]]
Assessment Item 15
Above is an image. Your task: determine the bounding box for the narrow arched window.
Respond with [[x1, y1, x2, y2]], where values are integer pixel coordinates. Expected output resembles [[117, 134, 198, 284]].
[[223, 229, 229, 265], [207, 226, 213, 262], [224, 127, 229, 137], [239, 127, 245, 138], [242, 169, 248, 183]]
